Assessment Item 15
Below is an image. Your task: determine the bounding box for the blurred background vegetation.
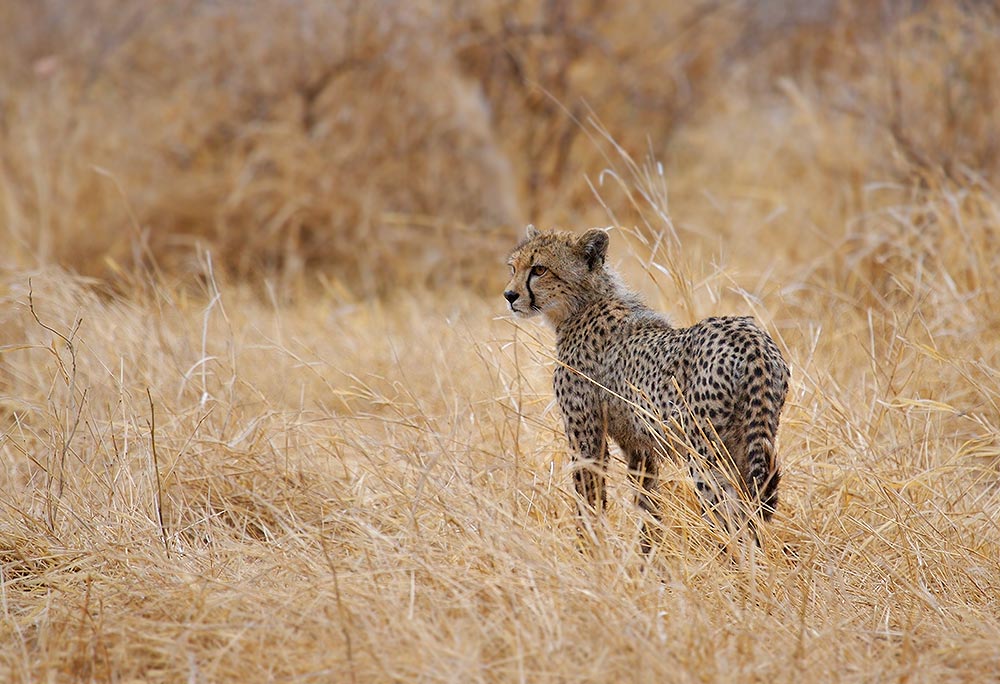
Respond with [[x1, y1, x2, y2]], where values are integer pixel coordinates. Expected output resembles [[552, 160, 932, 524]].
[[1, 0, 997, 296]]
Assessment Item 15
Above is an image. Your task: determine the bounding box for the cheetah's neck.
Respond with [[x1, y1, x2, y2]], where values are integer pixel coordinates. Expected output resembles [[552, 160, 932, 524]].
[[553, 277, 656, 342]]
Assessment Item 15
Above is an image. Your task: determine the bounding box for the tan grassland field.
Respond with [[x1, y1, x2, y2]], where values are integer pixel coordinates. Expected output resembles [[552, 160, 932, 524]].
[[1, 1, 999, 681]]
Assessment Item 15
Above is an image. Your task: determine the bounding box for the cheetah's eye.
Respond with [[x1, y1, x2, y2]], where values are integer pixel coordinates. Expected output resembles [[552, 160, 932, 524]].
[[530, 265, 548, 277]]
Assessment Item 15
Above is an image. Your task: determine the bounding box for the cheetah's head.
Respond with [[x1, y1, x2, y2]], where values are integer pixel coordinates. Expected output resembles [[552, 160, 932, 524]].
[[504, 225, 610, 327]]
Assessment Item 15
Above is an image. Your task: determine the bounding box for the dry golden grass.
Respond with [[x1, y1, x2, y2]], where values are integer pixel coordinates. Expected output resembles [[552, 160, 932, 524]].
[[2, 1, 1000, 681]]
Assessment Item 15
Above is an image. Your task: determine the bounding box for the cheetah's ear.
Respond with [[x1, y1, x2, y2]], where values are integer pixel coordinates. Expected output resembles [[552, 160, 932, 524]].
[[525, 224, 541, 240], [577, 229, 609, 270]]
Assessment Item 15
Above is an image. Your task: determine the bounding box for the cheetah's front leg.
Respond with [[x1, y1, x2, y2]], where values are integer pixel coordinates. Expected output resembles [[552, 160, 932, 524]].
[[625, 448, 660, 554], [560, 402, 610, 545], [566, 421, 609, 514], [555, 365, 611, 544]]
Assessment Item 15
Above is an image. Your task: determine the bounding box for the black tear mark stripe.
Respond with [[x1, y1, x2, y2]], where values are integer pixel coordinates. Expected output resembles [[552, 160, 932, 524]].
[[526, 271, 537, 310]]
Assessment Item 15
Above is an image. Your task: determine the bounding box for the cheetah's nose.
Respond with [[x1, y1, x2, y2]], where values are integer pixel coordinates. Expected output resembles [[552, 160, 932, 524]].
[[504, 291, 519, 304]]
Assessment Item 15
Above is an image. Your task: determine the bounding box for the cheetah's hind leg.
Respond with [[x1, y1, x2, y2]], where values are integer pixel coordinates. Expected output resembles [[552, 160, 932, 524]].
[[686, 448, 760, 551]]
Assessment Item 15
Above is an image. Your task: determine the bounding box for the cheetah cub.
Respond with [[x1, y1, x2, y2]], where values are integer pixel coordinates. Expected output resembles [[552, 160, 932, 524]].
[[504, 225, 789, 550]]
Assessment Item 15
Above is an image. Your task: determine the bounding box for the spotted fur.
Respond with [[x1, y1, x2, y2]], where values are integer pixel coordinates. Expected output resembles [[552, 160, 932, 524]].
[[505, 226, 789, 548]]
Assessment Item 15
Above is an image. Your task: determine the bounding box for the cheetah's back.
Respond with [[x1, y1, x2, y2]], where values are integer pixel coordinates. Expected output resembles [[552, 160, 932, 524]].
[[602, 314, 789, 519]]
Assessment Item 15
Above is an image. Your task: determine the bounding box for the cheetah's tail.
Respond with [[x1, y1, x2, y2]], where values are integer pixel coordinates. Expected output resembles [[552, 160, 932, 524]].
[[743, 344, 788, 522]]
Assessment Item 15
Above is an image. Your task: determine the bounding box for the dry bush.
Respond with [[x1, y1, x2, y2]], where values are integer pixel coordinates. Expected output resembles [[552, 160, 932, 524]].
[[0, 0, 903, 294], [848, 2, 1000, 181], [0, 1, 519, 294], [451, 0, 743, 215]]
